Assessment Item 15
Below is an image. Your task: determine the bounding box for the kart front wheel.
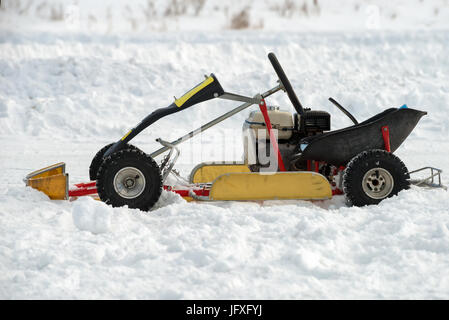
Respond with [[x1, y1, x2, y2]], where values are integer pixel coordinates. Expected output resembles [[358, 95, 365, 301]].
[[343, 149, 410, 207], [89, 143, 142, 181], [96, 148, 162, 211]]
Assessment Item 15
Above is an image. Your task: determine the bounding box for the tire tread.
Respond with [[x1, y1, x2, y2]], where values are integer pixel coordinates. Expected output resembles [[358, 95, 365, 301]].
[[89, 143, 141, 181], [96, 148, 162, 211]]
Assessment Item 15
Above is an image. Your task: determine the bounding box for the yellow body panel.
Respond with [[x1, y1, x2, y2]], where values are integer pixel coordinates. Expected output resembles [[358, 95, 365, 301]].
[[174, 76, 214, 107], [26, 173, 68, 200], [209, 172, 332, 201], [190, 163, 250, 184]]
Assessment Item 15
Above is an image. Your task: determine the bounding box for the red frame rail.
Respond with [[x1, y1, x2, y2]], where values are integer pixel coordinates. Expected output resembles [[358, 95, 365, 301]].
[[382, 125, 391, 152], [258, 98, 286, 172]]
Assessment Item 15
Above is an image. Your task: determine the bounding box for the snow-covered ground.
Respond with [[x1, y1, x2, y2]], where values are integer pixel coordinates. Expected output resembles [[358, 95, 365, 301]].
[[1, 1, 449, 299]]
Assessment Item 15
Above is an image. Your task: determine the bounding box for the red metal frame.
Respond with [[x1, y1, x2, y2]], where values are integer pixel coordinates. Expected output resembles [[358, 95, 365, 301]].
[[163, 185, 210, 197], [314, 161, 320, 173], [258, 98, 286, 171], [74, 182, 96, 188], [68, 183, 211, 198], [68, 182, 97, 197], [382, 125, 391, 152], [71, 182, 345, 198], [332, 188, 344, 196]]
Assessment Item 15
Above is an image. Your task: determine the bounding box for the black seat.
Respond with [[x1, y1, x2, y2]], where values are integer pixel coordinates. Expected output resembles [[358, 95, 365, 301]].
[[291, 107, 426, 166]]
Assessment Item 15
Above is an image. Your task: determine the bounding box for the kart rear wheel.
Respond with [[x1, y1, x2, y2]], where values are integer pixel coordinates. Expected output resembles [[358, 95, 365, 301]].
[[96, 148, 162, 211], [343, 149, 410, 207], [89, 143, 142, 181]]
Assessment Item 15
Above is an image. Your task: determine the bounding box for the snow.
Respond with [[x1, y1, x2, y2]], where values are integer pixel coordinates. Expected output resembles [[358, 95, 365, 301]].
[[2, 185, 449, 299], [72, 197, 112, 234], [1, 0, 449, 299]]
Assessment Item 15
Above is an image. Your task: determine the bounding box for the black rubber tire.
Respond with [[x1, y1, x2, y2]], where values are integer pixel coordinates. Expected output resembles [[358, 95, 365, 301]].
[[96, 148, 162, 211], [343, 149, 410, 207], [89, 143, 141, 181]]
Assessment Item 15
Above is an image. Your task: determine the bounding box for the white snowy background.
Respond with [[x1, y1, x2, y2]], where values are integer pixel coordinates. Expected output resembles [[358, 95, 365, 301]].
[[1, 0, 449, 299]]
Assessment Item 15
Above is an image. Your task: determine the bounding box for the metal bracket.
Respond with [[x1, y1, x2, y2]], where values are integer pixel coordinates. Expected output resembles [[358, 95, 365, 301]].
[[150, 84, 282, 159], [156, 138, 181, 184], [408, 167, 446, 190], [218, 92, 261, 104]]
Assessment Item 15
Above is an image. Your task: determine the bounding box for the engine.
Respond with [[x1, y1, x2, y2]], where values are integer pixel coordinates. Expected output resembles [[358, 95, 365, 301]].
[[243, 106, 330, 171], [299, 110, 331, 135]]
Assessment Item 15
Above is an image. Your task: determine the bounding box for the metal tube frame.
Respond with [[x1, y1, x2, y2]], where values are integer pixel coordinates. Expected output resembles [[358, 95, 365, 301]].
[[408, 166, 446, 189], [155, 138, 181, 183], [150, 84, 283, 158]]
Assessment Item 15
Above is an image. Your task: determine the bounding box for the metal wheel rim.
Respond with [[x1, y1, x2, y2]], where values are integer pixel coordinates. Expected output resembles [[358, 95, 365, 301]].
[[362, 167, 394, 200], [113, 167, 146, 199]]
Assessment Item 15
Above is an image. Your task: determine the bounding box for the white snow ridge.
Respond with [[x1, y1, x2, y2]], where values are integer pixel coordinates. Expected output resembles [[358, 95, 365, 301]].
[[72, 197, 112, 235], [1, 0, 449, 300]]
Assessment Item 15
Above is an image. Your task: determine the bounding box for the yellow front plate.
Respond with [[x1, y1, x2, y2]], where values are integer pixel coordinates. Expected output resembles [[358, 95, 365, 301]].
[[27, 173, 68, 200], [209, 172, 332, 201], [25, 162, 65, 180], [25, 162, 68, 200]]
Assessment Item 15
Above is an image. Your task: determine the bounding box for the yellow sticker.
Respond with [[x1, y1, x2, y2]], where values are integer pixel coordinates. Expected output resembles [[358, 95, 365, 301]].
[[121, 129, 132, 141], [174, 76, 214, 108]]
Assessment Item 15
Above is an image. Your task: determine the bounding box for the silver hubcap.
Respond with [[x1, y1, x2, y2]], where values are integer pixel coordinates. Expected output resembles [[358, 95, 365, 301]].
[[113, 167, 146, 199], [362, 168, 394, 199]]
